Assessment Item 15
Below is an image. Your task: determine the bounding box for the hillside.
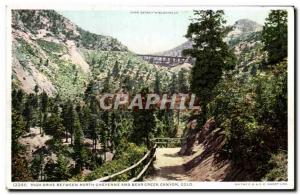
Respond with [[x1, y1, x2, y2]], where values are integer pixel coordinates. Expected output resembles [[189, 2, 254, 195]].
[[12, 10, 171, 99], [11, 10, 179, 182], [154, 41, 193, 57], [154, 19, 264, 79], [177, 14, 287, 181], [226, 19, 263, 40], [150, 16, 287, 182], [156, 19, 262, 58]]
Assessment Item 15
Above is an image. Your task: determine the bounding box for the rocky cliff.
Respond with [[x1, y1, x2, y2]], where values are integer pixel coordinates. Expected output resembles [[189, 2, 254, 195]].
[[12, 10, 174, 99], [12, 10, 127, 98]]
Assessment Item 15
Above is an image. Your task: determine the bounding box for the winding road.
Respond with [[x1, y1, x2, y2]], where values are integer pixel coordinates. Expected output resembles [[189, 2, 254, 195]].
[[145, 148, 189, 181]]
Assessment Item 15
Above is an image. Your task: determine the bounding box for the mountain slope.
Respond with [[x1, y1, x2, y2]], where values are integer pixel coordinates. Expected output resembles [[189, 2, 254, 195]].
[[12, 10, 128, 98], [156, 19, 263, 59], [154, 41, 193, 57], [226, 19, 263, 40], [12, 10, 170, 98]]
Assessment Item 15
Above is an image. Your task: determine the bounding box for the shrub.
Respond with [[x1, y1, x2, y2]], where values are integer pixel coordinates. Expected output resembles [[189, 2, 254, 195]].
[[37, 39, 66, 53], [262, 152, 288, 181], [208, 60, 287, 179], [70, 143, 147, 181]]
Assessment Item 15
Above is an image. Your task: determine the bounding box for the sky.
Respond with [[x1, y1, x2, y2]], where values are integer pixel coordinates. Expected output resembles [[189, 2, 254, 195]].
[[59, 8, 270, 54]]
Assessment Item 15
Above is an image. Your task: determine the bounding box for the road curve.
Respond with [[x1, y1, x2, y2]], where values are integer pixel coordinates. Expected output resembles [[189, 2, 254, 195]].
[[145, 147, 189, 181]]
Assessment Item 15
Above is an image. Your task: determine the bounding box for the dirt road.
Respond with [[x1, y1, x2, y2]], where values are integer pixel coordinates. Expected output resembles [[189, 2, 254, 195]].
[[145, 147, 189, 181]]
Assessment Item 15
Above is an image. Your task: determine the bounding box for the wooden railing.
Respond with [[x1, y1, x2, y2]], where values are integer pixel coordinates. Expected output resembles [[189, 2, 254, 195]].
[[151, 137, 183, 147], [93, 144, 157, 182], [92, 137, 183, 182]]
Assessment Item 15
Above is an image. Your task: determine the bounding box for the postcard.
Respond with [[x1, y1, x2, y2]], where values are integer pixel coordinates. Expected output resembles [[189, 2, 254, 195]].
[[6, 5, 295, 190]]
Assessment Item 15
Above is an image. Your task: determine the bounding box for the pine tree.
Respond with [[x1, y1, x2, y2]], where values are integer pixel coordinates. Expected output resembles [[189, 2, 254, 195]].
[[183, 10, 235, 125], [102, 70, 111, 93], [40, 91, 48, 134], [23, 94, 35, 132], [12, 93, 32, 181], [154, 72, 161, 94], [43, 112, 64, 140], [30, 153, 43, 180], [84, 80, 94, 101], [123, 76, 133, 93], [176, 69, 190, 132], [40, 92, 48, 112], [112, 60, 120, 78], [76, 103, 90, 135], [178, 68, 190, 93], [61, 102, 69, 143], [133, 68, 141, 92], [131, 88, 156, 147], [126, 59, 132, 69], [165, 110, 176, 137], [73, 114, 84, 173], [132, 110, 155, 147], [55, 153, 71, 180], [34, 84, 39, 95], [61, 100, 75, 144], [88, 113, 98, 152], [68, 104, 76, 145], [109, 112, 118, 151], [98, 111, 109, 160], [169, 73, 178, 94], [45, 59, 49, 66], [12, 89, 24, 112], [262, 10, 288, 64], [12, 110, 26, 153]]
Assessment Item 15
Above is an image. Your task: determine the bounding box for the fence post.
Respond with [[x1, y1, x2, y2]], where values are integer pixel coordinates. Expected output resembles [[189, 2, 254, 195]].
[[104, 172, 110, 182], [143, 151, 148, 165], [130, 163, 135, 178]]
